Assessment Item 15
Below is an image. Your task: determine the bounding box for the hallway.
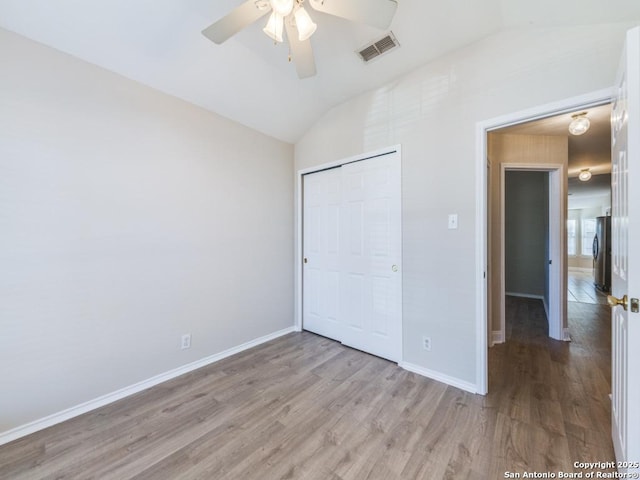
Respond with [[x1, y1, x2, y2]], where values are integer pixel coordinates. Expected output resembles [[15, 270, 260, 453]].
[[489, 295, 615, 474]]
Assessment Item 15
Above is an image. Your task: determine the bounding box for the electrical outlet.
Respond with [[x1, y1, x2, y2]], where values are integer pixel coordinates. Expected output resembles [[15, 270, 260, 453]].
[[181, 334, 191, 350], [422, 336, 432, 351]]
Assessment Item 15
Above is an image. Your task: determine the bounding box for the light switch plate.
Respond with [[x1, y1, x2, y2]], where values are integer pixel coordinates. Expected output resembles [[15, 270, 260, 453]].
[[448, 214, 458, 229]]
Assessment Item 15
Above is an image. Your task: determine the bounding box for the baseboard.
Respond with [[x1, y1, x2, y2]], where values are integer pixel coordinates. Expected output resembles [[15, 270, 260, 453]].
[[491, 330, 505, 345], [0, 326, 297, 447], [568, 267, 593, 273], [399, 362, 478, 394], [542, 298, 549, 319], [505, 292, 544, 300], [563, 328, 572, 342]]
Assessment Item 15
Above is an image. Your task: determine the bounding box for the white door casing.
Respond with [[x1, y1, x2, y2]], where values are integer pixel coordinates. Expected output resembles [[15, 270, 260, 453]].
[[610, 26, 640, 469], [301, 150, 402, 362]]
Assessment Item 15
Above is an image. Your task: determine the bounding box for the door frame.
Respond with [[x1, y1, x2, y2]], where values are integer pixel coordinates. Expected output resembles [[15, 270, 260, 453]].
[[499, 164, 565, 342], [475, 89, 611, 394], [294, 144, 403, 348]]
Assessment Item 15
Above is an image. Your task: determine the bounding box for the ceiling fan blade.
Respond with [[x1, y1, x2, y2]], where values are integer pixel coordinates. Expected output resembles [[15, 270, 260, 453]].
[[308, 0, 397, 29], [202, 0, 271, 44], [284, 20, 317, 79]]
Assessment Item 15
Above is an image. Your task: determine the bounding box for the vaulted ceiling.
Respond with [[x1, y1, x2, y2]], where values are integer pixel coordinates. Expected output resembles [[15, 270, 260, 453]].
[[1, 0, 639, 143]]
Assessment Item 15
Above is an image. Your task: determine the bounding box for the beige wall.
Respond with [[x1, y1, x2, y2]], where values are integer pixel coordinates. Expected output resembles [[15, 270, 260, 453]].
[[488, 133, 568, 335], [0, 28, 294, 434]]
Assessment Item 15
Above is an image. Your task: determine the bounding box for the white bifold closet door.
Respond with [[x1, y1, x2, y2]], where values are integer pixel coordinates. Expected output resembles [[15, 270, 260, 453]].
[[302, 151, 402, 362]]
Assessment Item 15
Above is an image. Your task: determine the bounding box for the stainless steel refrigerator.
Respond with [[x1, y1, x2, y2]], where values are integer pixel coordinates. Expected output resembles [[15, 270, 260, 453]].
[[593, 216, 611, 292]]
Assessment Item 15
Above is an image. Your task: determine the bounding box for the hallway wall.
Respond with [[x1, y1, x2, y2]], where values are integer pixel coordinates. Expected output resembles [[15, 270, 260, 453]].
[[505, 171, 549, 298]]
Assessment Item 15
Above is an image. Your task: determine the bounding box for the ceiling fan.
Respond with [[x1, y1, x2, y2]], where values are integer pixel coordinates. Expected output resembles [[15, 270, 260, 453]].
[[201, 0, 398, 79]]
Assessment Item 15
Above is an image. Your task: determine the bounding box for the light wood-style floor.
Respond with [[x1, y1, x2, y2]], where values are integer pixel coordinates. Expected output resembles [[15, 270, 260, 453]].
[[568, 268, 609, 305], [0, 299, 614, 480]]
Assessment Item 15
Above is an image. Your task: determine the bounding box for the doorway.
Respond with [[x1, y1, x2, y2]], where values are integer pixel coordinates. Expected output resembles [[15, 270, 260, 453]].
[[487, 133, 567, 345], [474, 88, 613, 394], [488, 102, 613, 347], [503, 169, 553, 338]]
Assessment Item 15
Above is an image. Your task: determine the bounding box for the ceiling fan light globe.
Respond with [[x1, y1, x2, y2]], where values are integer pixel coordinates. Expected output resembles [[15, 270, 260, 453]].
[[270, 0, 294, 17], [568, 116, 590, 135], [578, 169, 592, 182], [263, 12, 284, 42], [294, 7, 317, 41]]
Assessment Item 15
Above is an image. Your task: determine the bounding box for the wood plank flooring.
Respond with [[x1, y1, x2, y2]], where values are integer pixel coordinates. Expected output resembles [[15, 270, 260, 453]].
[[0, 299, 615, 479], [568, 268, 609, 305]]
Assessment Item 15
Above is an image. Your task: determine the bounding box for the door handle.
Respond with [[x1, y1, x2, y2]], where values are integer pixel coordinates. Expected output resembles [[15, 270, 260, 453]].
[[607, 294, 628, 311]]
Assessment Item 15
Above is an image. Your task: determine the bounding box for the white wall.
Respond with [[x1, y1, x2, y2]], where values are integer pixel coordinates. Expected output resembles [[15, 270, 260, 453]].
[[295, 23, 635, 386], [568, 206, 609, 269], [0, 28, 294, 434]]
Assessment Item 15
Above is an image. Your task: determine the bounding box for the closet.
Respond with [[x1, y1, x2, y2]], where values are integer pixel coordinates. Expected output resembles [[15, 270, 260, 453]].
[[302, 151, 402, 361]]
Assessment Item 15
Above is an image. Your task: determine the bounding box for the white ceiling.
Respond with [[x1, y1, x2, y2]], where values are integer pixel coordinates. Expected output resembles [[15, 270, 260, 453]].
[[1, 0, 640, 143]]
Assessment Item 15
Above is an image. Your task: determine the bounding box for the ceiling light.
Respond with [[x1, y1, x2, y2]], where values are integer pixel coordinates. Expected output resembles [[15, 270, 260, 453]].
[[263, 12, 284, 43], [203, 0, 399, 79], [294, 7, 317, 41], [578, 169, 592, 182], [270, 0, 294, 17], [569, 112, 590, 135]]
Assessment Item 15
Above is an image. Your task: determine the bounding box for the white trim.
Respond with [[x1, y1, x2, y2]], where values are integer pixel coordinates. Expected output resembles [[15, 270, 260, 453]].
[[295, 145, 403, 360], [0, 327, 296, 446], [548, 166, 566, 341], [563, 328, 572, 342], [475, 120, 489, 395], [294, 170, 303, 332], [480, 89, 612, 132], [400, 362, 478, 394], [491, 330, 505, 345], [297, 144, 402, 176], [475, 88, 612, 396], [568, 266, 593, 273], [543, 297, 550, 321]]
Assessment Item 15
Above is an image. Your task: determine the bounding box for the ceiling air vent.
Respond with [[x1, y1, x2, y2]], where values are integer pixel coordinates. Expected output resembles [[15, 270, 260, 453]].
[[357, 32, 400, 63]]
